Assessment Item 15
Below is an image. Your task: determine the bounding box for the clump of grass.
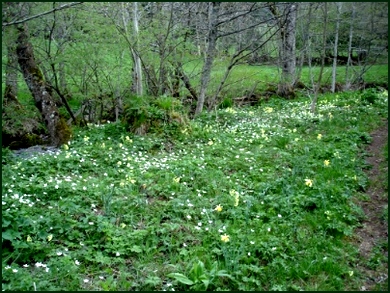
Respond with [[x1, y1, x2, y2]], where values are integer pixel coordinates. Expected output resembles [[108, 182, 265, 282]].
[[2, 89, 388, 290]]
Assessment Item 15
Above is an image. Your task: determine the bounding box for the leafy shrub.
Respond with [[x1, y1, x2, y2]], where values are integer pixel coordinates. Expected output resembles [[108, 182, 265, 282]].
[[122, 95, 188, 136], [360, 88, 378, 104], [219, 97, 233, 109]]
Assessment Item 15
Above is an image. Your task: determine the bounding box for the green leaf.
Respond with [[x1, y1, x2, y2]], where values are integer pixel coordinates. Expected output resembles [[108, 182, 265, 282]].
[[2, 219, 11, 228], [192, 260, 205, 279], [130, 245, 142, 253], [167, 273, 194, 285], [2, 229, 21, 241]]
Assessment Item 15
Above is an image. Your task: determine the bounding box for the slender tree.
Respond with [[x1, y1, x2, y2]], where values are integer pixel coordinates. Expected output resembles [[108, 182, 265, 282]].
[[268, 2, 298, 97], [195, 2, 220, 116], [331, 2, 342, 93]]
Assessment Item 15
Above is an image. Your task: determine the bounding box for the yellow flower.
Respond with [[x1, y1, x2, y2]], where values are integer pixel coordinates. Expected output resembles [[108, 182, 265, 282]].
[[317, 134, 322, 140], [229, 189, 239, 197], [221, 234, 230, 242], [264, 107, 273, 113], [83, 136, 89, 142], [173, 177, 181, 183], [63, 144, 69, 150], [117, 161, 122, 166], [47, 234, 53, 242], [234, 194, 239, 207], [214, 204, 223, 212], [27, 235, 32, 242], [304, 179, 313, 187], [348, 271, 354, 277], [120, 223, 126, 228], [101, 143, 105, 148], [208, 140, 214, 146], [324, 160, 330, 166]]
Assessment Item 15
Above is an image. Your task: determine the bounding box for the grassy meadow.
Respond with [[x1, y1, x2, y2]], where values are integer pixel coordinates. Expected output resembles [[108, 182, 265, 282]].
[[2, 86, 388, 290]]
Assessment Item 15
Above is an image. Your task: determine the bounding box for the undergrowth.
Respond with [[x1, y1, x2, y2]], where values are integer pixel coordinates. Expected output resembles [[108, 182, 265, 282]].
[[2, 89, 388, 291]]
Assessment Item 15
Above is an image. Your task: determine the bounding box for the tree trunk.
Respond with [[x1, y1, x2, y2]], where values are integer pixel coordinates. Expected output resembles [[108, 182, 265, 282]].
[[16, 23, 71, 146], [345, 3, 355, 90], [269, 2, 298, 98], [4, 32, 20, 108], [132, 2, 143, 96], [3, 3, 20, 108], [195, 2, 220, 116], [281, 3, 298, 86], [331, 2, 342, 93]]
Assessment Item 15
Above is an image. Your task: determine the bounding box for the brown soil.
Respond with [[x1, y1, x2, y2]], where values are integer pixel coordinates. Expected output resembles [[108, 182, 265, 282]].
[[354, 119, 388, 291]]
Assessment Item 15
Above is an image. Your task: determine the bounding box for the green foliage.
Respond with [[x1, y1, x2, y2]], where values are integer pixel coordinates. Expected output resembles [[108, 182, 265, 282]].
[[219, 97, 233, 109], [168, 260, 234, 291], [360, 88, 379, 104], [2, 89, 388, 290], [122, 95, 188, 136]]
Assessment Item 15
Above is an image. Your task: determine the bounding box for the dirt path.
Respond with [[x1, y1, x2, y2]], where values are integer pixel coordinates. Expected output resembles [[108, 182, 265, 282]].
[[354, 119, 388, 291]]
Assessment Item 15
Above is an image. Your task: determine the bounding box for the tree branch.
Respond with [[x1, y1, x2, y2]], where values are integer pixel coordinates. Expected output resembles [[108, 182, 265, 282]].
[[2, 2, 84, 27]]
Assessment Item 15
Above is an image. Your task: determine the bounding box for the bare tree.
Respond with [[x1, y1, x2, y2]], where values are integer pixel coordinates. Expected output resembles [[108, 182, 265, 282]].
[[132, 2, 143, 96], [331, 2, 342, 93], [344, 3, 356, 90], [309, 2, 329, 114], [195, 2, 220, 116], [268, 2, 298, 98]]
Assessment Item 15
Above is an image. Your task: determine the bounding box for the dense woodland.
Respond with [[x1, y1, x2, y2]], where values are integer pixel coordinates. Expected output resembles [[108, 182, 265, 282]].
[[1, 2, 388, 148]]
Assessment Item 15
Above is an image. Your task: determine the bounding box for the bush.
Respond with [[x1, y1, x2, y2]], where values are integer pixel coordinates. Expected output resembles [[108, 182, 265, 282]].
[[122, 95, 188, 136], [360, 88, 378, 104]]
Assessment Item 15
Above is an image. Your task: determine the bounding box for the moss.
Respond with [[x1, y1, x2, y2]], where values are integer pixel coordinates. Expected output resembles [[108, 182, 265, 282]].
[[29, 66, 44, 83], [55, 117, 72, 146], [7, 133, 44, 150]]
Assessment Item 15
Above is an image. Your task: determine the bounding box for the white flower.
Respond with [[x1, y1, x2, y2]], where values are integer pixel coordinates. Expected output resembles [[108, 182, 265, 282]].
[[99, 276, 105, 280], [186, 215, 191, 220], [278, 214, 282, 218], [45, 267, 50, 273], [23, 264, 29, 268], [75, 260, 80, 266], [116, 252, 120, 256], [89, 222, 94, 225], [250, 241, 255, 245], [12, 269, 18, 273], [56, 252, 62, 256], [198, 222, 202, 227], [83, 279, 89, 283], [35, 262, 43, 267]]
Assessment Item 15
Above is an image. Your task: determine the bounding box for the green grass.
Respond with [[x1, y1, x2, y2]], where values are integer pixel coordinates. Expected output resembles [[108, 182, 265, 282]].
[[2, 89, 388, 290]]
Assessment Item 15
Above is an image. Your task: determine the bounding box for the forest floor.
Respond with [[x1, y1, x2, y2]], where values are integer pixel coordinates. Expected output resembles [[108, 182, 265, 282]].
[[354, 119, 388, 291]]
